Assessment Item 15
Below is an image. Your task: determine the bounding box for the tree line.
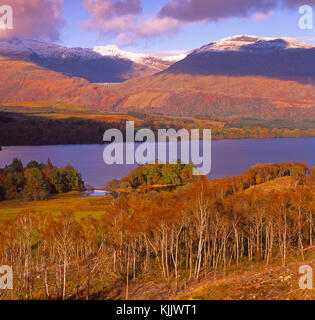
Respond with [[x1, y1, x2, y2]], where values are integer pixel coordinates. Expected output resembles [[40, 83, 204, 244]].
[[1, 112, 315, 147], [0, 112, 126, 146]]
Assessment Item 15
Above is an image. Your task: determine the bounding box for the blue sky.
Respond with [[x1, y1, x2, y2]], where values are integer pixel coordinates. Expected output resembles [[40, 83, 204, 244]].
[[4, 1, 315, 51], [35, 0, 315, 52], [60, 0, 183, 50]]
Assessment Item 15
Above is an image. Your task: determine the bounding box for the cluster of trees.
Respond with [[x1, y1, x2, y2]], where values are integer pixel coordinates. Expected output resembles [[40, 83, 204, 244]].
[[0, 159, 84, 201], [0, 162, 313, 300], [106, 163, 195, 191]]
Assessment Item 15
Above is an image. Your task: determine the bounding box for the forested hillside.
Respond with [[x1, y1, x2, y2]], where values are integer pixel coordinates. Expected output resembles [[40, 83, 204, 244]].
[[0, 162, 313, 300]]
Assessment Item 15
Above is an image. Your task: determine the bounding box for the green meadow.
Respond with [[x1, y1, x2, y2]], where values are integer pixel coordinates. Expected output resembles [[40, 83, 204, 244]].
[[0, 192, 112, 224]]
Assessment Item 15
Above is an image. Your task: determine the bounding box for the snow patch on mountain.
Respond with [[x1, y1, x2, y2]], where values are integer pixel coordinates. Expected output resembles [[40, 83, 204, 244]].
[[93, 45, 187, 67]]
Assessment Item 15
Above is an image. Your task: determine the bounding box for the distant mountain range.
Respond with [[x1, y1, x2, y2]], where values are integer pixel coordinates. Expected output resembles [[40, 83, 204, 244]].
[[0, 38, 186, 82], [1, 35, 315, 121]]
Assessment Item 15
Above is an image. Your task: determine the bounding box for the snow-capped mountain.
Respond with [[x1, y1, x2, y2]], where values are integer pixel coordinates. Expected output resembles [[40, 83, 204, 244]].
[[165, 35, 315, 80], [194, 35, 313, 53], [0, 38, 186, 82], [1, 34, 315, 84]]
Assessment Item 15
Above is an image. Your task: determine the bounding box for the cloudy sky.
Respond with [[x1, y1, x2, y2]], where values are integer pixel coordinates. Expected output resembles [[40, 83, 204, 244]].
[[2, 0, 315, 52]]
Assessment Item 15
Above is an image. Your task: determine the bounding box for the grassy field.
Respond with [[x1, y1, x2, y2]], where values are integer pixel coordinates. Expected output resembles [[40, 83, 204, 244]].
[[0, 192, 112, 224]]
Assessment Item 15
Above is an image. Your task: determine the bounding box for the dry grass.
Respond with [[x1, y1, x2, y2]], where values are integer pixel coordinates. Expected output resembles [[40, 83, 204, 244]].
[[94, 252, 315, 300], [173, 257, 315, 300], [245, 176, 296, 194]]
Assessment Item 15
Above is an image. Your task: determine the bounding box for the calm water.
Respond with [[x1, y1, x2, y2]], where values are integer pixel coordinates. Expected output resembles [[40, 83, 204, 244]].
[[0, 138, 314, 188]]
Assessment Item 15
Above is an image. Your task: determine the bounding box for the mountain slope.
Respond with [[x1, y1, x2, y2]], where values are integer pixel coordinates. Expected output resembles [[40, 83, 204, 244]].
[[0, 56, 122, 108], [109, 35, 315, 120], [113, 73, 315, 120]]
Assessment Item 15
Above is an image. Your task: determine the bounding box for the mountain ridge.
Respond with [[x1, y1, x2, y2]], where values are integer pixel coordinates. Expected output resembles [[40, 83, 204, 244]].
[[0, 38, 186, 82], [1, 35, 315, 122]]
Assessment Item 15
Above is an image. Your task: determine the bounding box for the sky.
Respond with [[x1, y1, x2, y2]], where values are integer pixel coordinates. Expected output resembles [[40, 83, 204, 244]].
[[2, 0, 315, 52]]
